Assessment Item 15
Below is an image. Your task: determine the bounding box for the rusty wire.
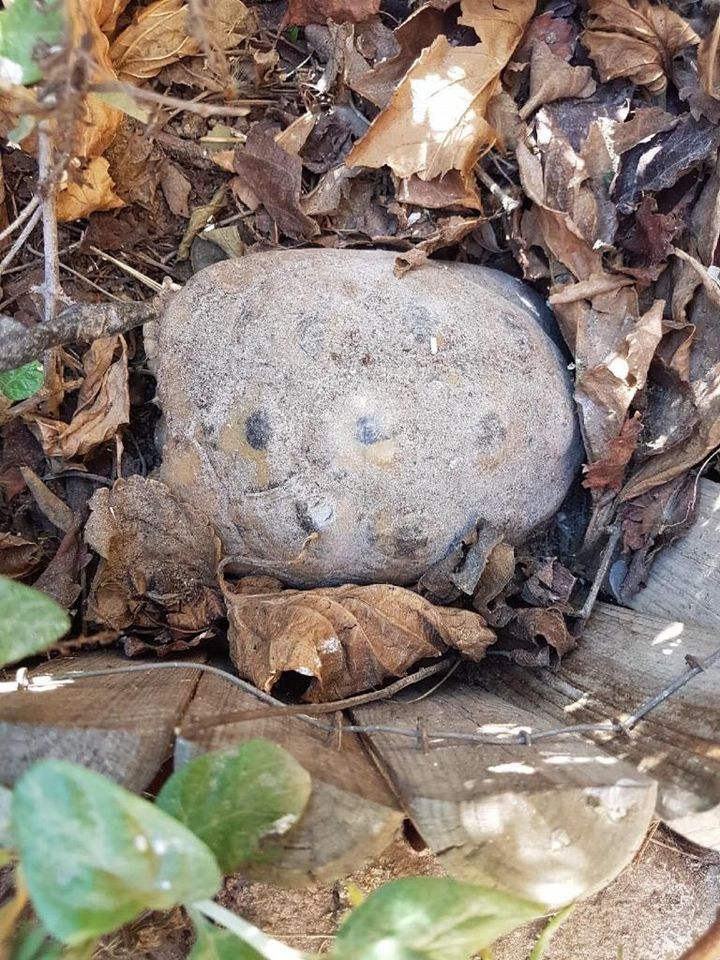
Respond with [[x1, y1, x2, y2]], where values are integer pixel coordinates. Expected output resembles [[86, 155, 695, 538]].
[[6, 643, 719, 749]]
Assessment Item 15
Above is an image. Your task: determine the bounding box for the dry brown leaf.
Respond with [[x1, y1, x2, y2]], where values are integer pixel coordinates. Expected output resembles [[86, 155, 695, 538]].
[[0, 533, 41, 580], [110, 0, 257, 82], [284, 0, 379, 28], [699, 15, 720, 101], [582, 0, 699, 95], [27, 336, 130, 461], [85, 476, 223, 631], [33, 516, 88, 611], [160, 161, 192, 217], [96, 0, 132, 33], [395, 171, 482, 211], [348, 5, 449, 109], [56, 157, 125, 222], [223, 578, 496, 701], [519, 41, 596, 120], [347, 0, 534, 181], [582, 413, 644, 491], [233, 127, 319, 240], [19, 466, 74, 532], [503, 607, 576, 664], [275, 113, 317, 155]]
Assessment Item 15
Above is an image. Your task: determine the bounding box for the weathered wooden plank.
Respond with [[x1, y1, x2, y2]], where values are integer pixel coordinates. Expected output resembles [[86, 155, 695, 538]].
[[352, 682, 656, 908], [0, 653, 202, 791], [177, 671, 403, 886], [477, 603, 719, 822], [629, 477, 720, 629], [625, 479, 720, 849]]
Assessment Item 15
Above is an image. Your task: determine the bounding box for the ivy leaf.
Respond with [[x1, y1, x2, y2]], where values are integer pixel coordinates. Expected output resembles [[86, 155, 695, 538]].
[[333, 878, 544, 960], [0, 0, 64, 86], [11, 761, 222, 945], [0, 576, 70, 668], [157, 740, 311, 874], [0, 361, 44, 402], [188, 913, 264, 960]]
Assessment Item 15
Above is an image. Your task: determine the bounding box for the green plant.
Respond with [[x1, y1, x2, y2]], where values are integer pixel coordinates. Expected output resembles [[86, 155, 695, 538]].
[[0, 580, 543, 957], [0, 742, 544, 959]]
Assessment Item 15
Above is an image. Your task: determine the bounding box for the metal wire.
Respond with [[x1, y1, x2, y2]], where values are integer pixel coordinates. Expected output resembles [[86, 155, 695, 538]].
[[7, 643, 719, 749]]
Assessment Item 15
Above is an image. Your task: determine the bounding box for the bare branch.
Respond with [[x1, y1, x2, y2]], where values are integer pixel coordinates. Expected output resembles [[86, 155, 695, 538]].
[[0, 289, 174, 373]]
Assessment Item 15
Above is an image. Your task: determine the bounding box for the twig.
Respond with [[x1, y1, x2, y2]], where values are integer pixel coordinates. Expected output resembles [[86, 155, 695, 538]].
[[0, 195, 40, 244], [0, 287, 174, 372], [569, 525, 622, 622], [0, 205, 42, 276], [678, 911, 720, 960], [87, 246, 164, 293], [672, 247, 720, 307], [182, 657, 458, 733], [90, 81, 271, 117], [37, 122, 64, 323]]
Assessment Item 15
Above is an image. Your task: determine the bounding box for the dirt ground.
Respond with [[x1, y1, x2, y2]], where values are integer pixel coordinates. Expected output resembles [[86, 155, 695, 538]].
[[95, 824, 719, 960]]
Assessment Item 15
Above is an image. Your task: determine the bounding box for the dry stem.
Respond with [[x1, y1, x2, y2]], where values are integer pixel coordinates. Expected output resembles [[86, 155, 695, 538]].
[[0, 289, 174, 373]]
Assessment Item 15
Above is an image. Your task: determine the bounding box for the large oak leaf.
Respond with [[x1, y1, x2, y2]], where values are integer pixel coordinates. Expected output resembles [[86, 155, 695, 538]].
[[224, 579, 496, 701]]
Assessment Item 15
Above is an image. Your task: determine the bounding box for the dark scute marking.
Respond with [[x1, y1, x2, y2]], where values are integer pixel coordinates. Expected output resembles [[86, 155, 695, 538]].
[[477, 412, 506, 453], [394, 525, 429, 555], [356, 415, 384, 445], [246, 409, 271, 450]]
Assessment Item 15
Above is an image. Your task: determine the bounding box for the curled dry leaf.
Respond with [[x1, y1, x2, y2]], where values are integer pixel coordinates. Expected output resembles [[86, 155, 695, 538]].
[[85, 476, 223, 632], [582, 0, 699, 94], [0, 532, 41, 580], [110, 0, 258, 82], [394, 215, 485, 276], [346, 0, 534, 182], [26, 336, 130, 461], [223, 578, 496, 701], [284, 0, 380, 28], [56, 157, 125, 222]]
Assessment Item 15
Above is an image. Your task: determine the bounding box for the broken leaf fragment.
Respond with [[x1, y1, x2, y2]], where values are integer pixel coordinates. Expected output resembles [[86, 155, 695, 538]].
[[223, 577, 496, 701], [85, 476, 223, 632]]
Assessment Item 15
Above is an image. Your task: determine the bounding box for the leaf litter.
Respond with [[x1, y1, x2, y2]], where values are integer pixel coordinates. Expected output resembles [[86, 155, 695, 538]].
[[0, 0, 719, 701]]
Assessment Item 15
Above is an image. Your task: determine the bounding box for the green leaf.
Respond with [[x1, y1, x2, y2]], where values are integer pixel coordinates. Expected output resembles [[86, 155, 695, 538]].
[[0, 361, 44, 402], [11, 761, 222, 945], [9, 923, 61, 960], [95, 90, 151, 124], [0, 577, 70, 668], [332, 878, 543, 960], [0, 0, 64, 86], [157, 740, 311, 874], [189, 913, 264, 960]]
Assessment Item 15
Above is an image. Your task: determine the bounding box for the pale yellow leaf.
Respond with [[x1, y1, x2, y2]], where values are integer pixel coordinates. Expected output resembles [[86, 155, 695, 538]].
[[56, 157, 125, 222]]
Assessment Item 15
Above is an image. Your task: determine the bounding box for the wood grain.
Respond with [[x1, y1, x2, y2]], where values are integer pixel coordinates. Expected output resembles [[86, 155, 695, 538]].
[[626, 479, 720, 849], [352, 680, 656, 908], [0, 653, 202, 791], [177, 670, 403, 886]]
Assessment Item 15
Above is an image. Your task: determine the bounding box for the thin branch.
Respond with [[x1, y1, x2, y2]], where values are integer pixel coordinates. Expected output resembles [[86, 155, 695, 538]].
[[0, 288, 174, 373], [0, 195, 40, 244], [37, 121, 64, 323], [0, 205, 42, 276], [90, 80, 272, 117]]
